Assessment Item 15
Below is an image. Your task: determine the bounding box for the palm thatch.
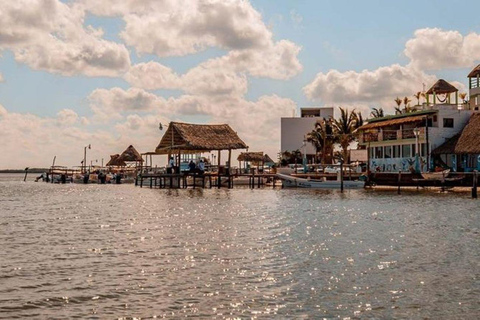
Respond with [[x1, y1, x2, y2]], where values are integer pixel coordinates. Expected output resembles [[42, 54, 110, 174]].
[[106, 154, 126, 166], [431, 133, 461, 155], [155, 122, 248, 154], [467, 64, 480, 78], [119, 145, 143, 162], [455, 113, 480, 154], [358, 115, 426, 130], [432, 113, 480, 155], [237, 152, 264, 162], [263, 154, 274, 163], [426, 79, 458, 94]]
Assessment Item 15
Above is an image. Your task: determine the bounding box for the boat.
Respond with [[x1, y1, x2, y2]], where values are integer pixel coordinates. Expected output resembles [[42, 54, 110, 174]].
[[421, 169, 450, 181], [276, 173, 365, 189]]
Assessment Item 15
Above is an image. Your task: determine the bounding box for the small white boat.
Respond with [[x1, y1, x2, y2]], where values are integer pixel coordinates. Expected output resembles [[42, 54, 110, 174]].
[[276, 173, 365, 189], [421, 169, 450, 181]]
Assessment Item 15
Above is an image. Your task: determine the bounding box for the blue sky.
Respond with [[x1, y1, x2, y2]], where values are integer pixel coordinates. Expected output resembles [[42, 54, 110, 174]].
[[1, 0, 480, 168]]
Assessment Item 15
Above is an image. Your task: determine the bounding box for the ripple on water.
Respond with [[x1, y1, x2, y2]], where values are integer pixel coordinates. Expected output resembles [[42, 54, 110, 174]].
[[0, 175, 479, 318]]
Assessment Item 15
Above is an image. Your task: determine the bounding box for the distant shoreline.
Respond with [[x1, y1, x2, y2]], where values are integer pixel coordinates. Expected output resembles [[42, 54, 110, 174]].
[[0, 168, 49, 174]]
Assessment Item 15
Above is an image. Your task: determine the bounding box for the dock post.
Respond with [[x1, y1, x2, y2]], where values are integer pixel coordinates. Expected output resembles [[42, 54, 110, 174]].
[[340, 161, 344, 193], [472, 170, 478, 199], [23, 167, 29, 182], [140, 175, 143, 188], [150, 176, 153, 188], [397, 171, 401, 194]]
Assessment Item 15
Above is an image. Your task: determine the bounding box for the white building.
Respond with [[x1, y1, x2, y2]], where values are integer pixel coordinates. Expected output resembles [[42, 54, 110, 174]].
[[281, 107, 334, 161], [357, 77, 475, 173]]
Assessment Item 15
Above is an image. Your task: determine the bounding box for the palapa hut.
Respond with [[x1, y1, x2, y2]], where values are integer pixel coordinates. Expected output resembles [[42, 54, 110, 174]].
[[237, 152, 275, 173], [106, 154, 126, 167], [426, 79, 458, 105], [155, 122, 248, 172], [119, 145, 144, 168], [431, 113, 480, 171]]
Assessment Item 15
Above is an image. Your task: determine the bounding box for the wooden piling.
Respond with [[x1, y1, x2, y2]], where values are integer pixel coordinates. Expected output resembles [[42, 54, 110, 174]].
[[472, 170, 478, 199], [397, 171, 401, 194], [23, 167, 29, 182]]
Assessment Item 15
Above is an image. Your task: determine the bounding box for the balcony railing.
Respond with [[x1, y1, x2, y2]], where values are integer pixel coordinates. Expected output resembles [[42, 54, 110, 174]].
[[361, 128, 425, 142]]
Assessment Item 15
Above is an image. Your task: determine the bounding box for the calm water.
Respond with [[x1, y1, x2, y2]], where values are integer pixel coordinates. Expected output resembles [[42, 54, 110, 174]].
[[0, 173, 479, 319]]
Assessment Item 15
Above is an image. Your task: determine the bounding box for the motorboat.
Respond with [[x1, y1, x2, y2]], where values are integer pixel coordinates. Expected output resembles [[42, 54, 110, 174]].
[[421, 169, 450, 181], [276, 173, 365, 189]]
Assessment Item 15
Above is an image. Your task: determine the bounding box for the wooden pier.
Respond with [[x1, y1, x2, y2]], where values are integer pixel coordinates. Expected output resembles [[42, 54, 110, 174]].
[[136, 171, 282, 189]]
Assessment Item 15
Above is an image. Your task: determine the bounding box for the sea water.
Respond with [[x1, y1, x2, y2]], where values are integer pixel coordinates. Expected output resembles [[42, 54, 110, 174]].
[[0, 173, 479, 319]]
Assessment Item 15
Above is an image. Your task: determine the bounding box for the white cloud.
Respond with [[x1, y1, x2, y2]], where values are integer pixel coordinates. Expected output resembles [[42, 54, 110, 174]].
[[88, 87, 166, 120], [56, 109, 79, 126], [405, 28, 480, 70], [82, 0, 272, 57], [0, 104, 7, 117], [124, 62, 181, 90], [0, 72, 4, 82], [0, 0, 130, 77], [303, 65, 437, 112]]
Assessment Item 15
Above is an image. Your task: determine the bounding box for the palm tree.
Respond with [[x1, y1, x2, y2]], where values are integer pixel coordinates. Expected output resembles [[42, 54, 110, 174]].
[[403, 96, 411, 111], [370, 107, 384, 118], [413, 92, 422, 105], [459, 92, 468, 104], [394, 97, 403, 114], [306, 119, 334, 164], [332, 107, 360, 163]]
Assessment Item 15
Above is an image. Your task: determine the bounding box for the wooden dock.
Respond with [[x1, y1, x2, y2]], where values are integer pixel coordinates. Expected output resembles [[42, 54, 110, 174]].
[[136, 172, 283, 189]]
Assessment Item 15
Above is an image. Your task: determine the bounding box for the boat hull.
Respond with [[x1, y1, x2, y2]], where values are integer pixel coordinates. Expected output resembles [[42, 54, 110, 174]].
[[276, 173, 365, 189]]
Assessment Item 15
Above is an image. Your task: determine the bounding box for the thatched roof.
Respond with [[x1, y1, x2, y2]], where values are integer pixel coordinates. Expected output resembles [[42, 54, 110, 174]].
[[106, 154, 126, 166], [426, 79, 458, 94], [431, 134, 461, 155], [119, 145, 143, 162], [358, 115, 427, 130], [468, 64, 480, 78], [455, 113, 480, 154], [237, 152, 264, 162], [263, 154, 275, 163], [432, 113, 480, 155], [155, 122, 248, 154]]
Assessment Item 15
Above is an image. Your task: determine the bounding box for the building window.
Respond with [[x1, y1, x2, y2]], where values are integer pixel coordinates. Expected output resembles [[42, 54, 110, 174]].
[[420, 143, 428, 157], [375, 146, 383, 158], [443, 118, 454, 128], [384, 146, 392, 158], [370, 147, 375, 159], [402, 144, 411, 158], [393, 145, 400, 158]]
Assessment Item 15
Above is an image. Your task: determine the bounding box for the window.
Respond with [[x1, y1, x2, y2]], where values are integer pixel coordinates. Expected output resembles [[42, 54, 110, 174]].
[[384, 146, 392, 158], [420, 143, 428, 157], [375, 146, 383, 159], [393, 145, 400, 158], [402, 144, 411, 157], [412, 144, 416, 155], [443, 118, 454, 128]]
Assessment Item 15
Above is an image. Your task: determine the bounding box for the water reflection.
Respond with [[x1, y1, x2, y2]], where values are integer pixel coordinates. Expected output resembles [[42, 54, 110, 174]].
[[0, 174, 479, 319]]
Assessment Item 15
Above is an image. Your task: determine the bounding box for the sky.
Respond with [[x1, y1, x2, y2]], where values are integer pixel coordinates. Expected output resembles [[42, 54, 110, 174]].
[[1, 0, 480, 169]]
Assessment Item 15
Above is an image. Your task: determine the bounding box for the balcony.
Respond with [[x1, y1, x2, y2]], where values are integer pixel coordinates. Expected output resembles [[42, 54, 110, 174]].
[[361, 128, 425, 143]]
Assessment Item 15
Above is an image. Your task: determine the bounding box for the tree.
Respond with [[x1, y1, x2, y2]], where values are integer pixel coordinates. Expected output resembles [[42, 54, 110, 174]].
[[332, 107, 361, 164], [403, 96, 411, 111], [370, 107, 385, 118], [306, 118, 334, 165], [413, 91, 422, 105]]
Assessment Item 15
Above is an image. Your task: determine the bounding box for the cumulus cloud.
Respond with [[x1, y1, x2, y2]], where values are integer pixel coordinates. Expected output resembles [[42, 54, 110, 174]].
[[0, 0, 130, 77], [303, 65, 438, 112], [82, 0, 272, 57], [124, 62, 181, 90], [56, 109, 79, 126], [405, 28, 480, 70], [88, 87, 166, 120], [0, 104, 7, 117]]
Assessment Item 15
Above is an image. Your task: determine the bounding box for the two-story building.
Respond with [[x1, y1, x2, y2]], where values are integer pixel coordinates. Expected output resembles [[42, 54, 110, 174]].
[[357, 72, 478, 173], [281, 107, 334, 162]]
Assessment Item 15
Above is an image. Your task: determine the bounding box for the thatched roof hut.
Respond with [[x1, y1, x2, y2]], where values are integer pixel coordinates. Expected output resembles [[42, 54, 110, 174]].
[[237, 152, 264, 162], [119, 145, 143, 162], [426, 79, 458, 94], [155, 122, 248, 154], [432, 113, 480, 155], [106, 154, 126, 166], [468, 64, 480, 78]]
